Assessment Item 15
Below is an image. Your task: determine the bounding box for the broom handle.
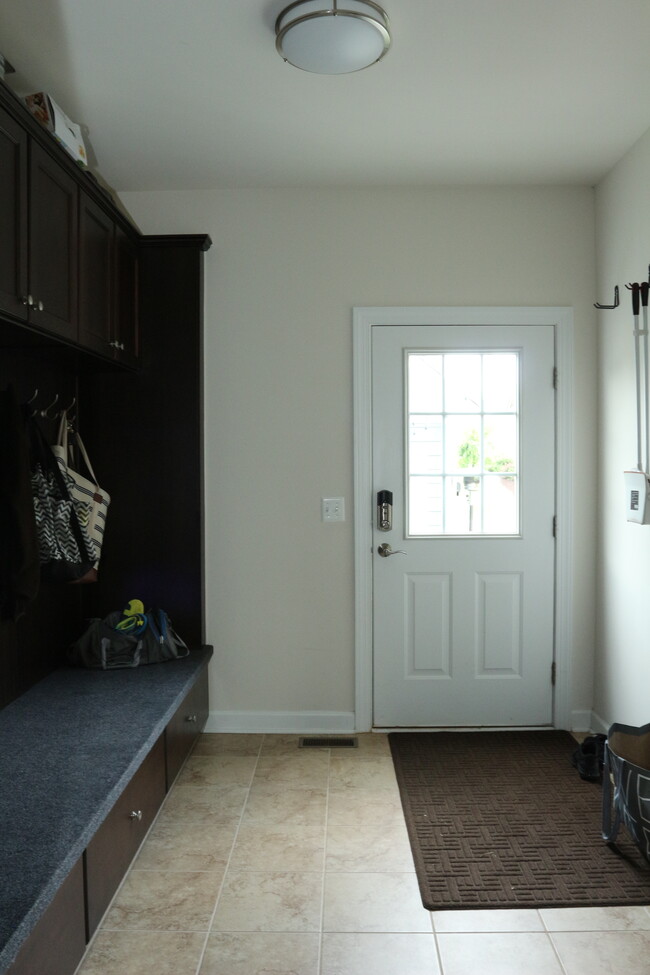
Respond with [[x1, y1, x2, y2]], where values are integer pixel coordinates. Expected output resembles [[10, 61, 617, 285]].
[[632, 284, 642, 471], [642, 283, 649, 475]]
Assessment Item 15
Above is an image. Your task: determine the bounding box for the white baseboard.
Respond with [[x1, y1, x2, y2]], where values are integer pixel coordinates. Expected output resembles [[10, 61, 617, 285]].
[[205, 710, 356, 734], [589, 711, 610, 735], [568, 710, 609, 734], [204, 709, 605, 736]]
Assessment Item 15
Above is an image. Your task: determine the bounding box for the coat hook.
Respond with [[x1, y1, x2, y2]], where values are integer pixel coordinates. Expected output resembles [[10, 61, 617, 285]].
[[39, 393, 59, 418], [27, 388, 39, 404], [58, 396, 76, 417], [594, 285, 619, 309]]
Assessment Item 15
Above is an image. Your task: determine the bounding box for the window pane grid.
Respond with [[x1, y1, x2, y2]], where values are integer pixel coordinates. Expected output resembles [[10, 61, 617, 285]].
[[407, 351, 519, 536]]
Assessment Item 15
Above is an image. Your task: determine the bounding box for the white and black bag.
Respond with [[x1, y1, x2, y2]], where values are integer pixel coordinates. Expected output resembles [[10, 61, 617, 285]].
[[28, 415, 97, 584], [52, 412, 110, 569]]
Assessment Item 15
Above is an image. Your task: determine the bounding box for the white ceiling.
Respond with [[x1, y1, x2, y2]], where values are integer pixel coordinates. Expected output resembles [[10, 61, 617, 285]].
[[2, 0, 650, 192]]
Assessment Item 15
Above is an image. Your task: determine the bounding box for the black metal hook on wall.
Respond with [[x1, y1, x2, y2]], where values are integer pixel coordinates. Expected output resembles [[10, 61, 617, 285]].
[[594, 285, 620, 309]]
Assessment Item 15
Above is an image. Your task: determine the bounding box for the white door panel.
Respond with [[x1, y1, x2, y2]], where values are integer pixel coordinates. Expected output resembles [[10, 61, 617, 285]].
[[372, 324, 555, 727]]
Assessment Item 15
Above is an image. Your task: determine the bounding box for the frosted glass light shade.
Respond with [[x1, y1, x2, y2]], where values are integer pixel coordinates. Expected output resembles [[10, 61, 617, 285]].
[[275, 1, 391, 74]]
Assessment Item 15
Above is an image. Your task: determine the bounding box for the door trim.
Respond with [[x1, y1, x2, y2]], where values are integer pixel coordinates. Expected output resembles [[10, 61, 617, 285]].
[[353, 307, 574, 732]]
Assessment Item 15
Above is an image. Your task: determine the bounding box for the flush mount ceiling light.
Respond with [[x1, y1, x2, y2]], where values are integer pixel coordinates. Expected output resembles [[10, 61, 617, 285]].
[[275, 0, 391, 74]]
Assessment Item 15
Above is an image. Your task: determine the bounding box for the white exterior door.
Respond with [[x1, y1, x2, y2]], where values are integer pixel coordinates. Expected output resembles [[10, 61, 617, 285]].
[[372, 323, 556, 727]]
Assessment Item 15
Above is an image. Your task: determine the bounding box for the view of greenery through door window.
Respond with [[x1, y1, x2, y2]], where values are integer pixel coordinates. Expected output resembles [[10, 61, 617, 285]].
[[407, 351, 520, 535]]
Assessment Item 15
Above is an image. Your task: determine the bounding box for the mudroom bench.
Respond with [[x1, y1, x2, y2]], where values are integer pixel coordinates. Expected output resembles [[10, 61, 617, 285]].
[[0, 646, 212, 975]]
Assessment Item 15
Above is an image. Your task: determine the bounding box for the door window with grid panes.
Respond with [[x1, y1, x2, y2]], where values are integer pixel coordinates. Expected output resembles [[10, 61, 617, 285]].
[[407, 351, 519, 536]]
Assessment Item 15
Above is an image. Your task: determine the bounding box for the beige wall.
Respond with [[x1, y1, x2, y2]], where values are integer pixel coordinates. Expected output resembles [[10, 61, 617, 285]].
[[121, 186, 597, 731], [595, 129, 650, 730]]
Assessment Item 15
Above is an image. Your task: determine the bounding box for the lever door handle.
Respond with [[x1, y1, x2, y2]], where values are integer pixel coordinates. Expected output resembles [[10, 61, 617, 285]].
[[377, 543, 406, 558]]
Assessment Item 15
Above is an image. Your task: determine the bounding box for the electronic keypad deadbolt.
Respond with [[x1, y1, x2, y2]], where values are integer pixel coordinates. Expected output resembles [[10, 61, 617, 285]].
[[377, 490, 393, 531]]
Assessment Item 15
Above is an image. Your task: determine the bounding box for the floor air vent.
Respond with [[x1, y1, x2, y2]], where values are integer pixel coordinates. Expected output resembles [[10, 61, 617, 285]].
[[299, 736, 358, 748]]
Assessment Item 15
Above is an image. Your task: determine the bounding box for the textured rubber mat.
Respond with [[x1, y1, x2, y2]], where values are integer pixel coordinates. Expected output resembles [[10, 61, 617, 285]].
[[388, 730, 650, 910]]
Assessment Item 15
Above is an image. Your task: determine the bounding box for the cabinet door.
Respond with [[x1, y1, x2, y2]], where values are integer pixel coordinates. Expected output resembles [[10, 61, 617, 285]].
[[0, 104, 28, 322], [84, 735, 166, 937], [165, 666, 209, 788], [114, 226, 140, 367], [6, 858, 86, 975], [78, 191, 114, 356], [28, 142, 78, 341]]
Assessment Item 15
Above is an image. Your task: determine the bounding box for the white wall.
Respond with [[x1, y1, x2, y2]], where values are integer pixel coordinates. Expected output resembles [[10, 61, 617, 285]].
[[595, 129, 650, 731], [120, 186, 597, 732]]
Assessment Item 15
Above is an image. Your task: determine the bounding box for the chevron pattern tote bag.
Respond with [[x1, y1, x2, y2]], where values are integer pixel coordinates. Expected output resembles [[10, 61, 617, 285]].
[[52, 413, 110, 569], [28, 413, 97, 584]]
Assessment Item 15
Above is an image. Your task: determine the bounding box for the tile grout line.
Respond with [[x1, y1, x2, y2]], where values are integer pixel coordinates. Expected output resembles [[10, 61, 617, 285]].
[[546, 929, 571, 975], [317, 745, 333, 975], [191, 734, 265, 975]]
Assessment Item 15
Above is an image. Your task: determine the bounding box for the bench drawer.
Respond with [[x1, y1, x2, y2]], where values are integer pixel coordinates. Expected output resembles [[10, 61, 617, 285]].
[[84, 734, 166, 937]]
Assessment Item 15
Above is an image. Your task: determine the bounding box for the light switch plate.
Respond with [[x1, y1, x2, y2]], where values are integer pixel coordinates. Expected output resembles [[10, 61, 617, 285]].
[[322, 497, 345, 522]]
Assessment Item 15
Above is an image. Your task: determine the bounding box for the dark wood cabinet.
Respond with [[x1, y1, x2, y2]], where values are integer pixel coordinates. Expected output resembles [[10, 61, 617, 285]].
[[0, 125, 80, 343], [0, 104, 28, 322], [0, 83, 139, 364], [84, 735, 166, 938], [78, 195, 140, 366], [114, 225, 139, 367], [78, 190, 114, 356], [6, 858, 86, 975], [0, 129, 79, 341], [28, 141, 78, 341], [166, 665, 209, 787]]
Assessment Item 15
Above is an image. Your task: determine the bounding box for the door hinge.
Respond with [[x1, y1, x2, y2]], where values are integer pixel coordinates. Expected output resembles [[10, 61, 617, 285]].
[[553, 367, 558, 389], [552, 515, 557, 537], [551, 661, 557, 686]]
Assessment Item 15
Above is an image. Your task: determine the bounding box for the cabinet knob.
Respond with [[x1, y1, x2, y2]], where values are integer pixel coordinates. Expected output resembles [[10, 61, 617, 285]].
[[185, 714, 197, 723], [21, 294, 34, 307], [36, 299, 44, 312], [129, 810, 143, 821]]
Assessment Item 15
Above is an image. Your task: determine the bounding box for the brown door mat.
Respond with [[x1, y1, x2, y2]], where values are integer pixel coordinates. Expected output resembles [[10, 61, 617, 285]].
[[388, 730, 650, 910]]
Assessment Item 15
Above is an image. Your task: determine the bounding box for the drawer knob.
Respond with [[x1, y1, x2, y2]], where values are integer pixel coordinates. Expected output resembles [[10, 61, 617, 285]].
[[129, 810, 143, 821], [185, 714, 197, 723]]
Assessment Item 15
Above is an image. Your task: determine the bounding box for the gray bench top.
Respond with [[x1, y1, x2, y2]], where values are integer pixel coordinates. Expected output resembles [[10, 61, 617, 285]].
[[0, 647, 212, 973]]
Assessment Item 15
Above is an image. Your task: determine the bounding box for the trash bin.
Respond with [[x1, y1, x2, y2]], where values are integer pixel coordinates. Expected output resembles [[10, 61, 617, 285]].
[[602, 721, 650, 861]]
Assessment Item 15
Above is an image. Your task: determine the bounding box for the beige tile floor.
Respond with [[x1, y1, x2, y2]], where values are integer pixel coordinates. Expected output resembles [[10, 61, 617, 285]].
[[78, 733, 650, 975]]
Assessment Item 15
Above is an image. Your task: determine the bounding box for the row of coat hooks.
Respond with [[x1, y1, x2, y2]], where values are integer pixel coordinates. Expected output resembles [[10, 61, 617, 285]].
[[594, 265, 650, 309], [26, 389, 76, 423]]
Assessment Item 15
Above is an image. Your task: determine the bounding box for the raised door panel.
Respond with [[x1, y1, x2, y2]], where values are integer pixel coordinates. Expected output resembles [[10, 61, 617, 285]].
[[165, 665, 209, 788], [6, 857, 85, 975], [0, 104, 28, 322], [78, 191, 114, 357], [84, 735, 166, 937], [28, 142, 78, 341]]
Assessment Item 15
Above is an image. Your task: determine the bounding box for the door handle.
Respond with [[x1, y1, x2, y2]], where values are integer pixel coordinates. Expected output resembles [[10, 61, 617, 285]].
[[377, 543, 406, 558]]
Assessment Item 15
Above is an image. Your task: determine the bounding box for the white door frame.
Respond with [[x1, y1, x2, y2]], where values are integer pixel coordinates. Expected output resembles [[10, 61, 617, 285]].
[[352, 307, 574, 732]]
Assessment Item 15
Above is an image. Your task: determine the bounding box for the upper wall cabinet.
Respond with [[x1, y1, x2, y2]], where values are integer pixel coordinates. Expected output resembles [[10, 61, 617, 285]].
[[0, 107, 78, 341], [0, 104, 28, 322], [29, 141, 79, 341], [0, 86, 140, 368], [78, 190, 112, 355], [113, 225, 139, 368], [78, 194, 140, 366]]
